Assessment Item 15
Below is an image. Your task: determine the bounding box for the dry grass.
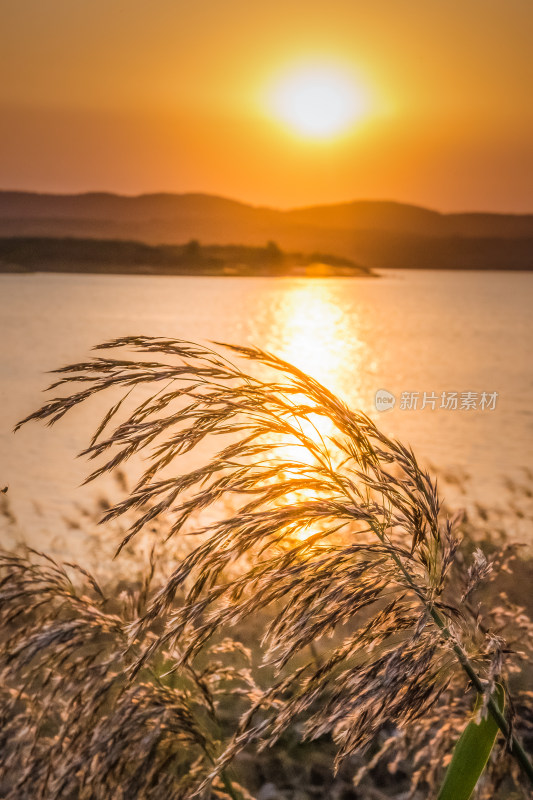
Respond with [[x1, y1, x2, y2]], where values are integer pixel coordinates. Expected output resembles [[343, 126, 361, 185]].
[[2, 336, 532, 798]]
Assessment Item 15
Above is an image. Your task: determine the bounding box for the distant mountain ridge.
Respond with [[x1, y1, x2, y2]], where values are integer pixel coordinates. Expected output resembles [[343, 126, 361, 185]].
[[0, 191, 532, 269]]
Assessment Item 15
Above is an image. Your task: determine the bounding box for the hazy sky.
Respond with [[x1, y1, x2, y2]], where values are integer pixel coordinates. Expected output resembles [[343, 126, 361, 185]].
[[1, 0, 532, 210]]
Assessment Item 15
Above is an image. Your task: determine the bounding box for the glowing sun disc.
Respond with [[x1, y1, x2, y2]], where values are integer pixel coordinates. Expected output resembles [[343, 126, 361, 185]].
[[270, 66, 366, 138]]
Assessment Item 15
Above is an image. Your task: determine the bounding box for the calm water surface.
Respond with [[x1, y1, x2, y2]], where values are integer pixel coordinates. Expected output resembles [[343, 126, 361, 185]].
[[1, 270, 532, 551]]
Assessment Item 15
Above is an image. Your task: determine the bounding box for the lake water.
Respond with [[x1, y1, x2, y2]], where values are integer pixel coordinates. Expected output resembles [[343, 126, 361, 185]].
[[1, 269, 532, 552]]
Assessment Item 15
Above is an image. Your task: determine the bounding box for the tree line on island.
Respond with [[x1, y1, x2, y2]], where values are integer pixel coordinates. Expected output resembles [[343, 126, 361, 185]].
[[0, 236, 372, 277]]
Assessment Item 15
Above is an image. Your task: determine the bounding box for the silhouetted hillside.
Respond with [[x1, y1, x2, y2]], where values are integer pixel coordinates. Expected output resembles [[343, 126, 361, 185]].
[[0, 237, 372, 277], [0, 191, 532, 269]]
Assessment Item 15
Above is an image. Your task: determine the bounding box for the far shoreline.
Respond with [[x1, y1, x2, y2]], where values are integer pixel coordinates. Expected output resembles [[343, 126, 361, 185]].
[[0, 237, 374, 278]]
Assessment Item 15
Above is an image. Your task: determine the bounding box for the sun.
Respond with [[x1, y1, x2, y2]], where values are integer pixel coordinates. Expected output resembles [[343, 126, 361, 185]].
[[268, 65, 367, 139]]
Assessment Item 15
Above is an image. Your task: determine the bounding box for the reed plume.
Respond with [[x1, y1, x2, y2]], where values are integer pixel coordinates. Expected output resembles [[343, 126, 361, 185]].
[[4, 335, 532, 797]]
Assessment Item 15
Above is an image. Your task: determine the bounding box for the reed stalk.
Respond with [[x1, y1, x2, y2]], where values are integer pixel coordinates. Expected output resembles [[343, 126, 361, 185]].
[[4, 335, 532, 797]]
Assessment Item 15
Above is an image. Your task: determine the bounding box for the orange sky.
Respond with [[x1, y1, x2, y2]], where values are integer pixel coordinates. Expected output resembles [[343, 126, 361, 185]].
[[1, 1, 532, 211]]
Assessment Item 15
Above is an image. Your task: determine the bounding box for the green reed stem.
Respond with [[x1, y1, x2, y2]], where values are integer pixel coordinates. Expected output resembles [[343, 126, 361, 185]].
[[428, 605, 533, 784], [382, 533, 533, 785], [221, 771, 244, 800]]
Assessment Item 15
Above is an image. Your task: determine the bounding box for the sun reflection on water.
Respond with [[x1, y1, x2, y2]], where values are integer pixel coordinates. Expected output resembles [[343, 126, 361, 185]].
[[269, 281, 348, 387], [263, 281, 367, 540]]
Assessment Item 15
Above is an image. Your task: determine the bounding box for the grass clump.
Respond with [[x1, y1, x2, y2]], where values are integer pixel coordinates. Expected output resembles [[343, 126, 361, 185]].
[[1, 335, 532, 798]]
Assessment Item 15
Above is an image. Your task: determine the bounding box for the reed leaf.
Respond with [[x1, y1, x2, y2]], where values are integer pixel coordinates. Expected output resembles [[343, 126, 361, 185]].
[[437, 684, 505, 800]]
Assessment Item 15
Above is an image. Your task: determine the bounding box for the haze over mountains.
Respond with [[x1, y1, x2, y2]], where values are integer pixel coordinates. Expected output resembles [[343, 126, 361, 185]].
[[1, 191, 532, 270]]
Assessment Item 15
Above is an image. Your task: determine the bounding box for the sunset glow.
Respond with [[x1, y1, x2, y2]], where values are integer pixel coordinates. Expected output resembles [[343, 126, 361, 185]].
[[269, 66, 368, 138], [1, 3, 532, 209], [1, 0, 533, 795]]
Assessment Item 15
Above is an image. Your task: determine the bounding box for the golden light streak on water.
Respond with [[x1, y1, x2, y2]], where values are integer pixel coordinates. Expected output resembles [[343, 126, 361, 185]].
[[263, 281, 366, 540]]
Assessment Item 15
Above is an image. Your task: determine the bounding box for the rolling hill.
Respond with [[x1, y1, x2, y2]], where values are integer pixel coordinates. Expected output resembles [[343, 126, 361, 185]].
[[0, 191, 532, 270]]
